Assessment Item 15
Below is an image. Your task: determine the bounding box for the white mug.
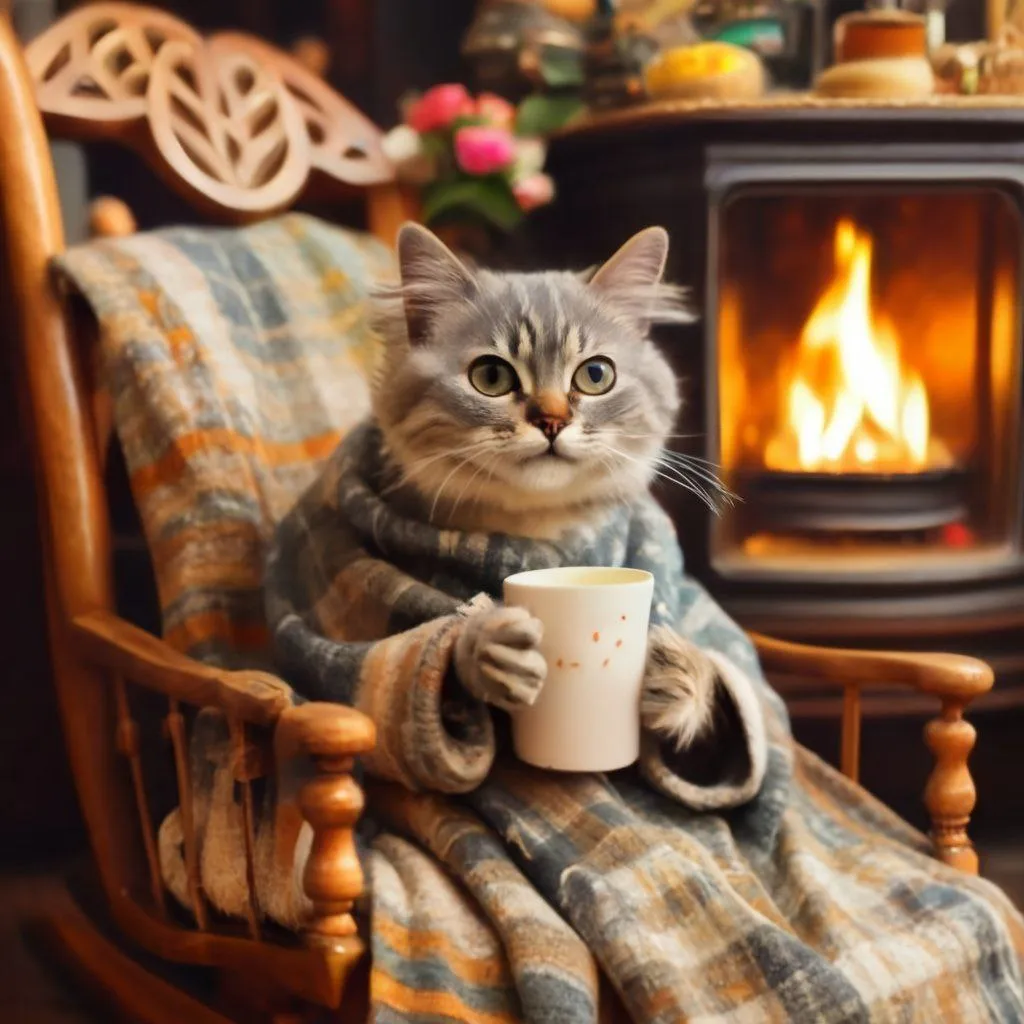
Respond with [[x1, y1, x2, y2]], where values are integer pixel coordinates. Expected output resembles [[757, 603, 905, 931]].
[[502, 566, 654, 772]]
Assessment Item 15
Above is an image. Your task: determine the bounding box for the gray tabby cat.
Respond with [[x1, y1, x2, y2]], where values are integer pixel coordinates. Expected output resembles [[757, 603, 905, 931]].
[[371, 223, 720, 747]]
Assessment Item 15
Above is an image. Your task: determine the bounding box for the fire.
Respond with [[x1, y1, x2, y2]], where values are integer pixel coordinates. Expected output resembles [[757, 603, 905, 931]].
[[765, 218, 944, 475]]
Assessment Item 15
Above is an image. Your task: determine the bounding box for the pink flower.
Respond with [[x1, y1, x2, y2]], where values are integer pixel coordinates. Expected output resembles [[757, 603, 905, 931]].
[[474, 92, 516, 130], [512, 172, 556, 212], [406, 83, 473, 133], [454, 126, 517, 175]]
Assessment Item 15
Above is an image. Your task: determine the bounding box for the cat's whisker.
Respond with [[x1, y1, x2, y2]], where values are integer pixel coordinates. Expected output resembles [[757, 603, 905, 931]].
[[467, 451, 498, 507], [428, 444, 500, 524], [597, 442, 732, 515], [652, 455, 737, 508], [587, 431, 727, 480], [653, 463, 720, 510], [395, 439, 492, 476], [385, 439, 494, 495], [596, 452, 630, 506], [658, 450, 726, 472], [655, 448, 730, 478], [472, 451, 505, 512], [613, 432, 706, 441], [653, 452, 737, 503], [609, 444, 718, 505], [604, 435, 723, 467], [450, 447, 501, 520], [655, 461, 739, 507]]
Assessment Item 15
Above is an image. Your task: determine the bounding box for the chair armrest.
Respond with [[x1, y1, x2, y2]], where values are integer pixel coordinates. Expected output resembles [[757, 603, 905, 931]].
[[74, 611, 380, 944], [275, 704, 376, 951], [71, 609, 294, 726], [749, 631, 993, 702], [749, 631, 991, 874]]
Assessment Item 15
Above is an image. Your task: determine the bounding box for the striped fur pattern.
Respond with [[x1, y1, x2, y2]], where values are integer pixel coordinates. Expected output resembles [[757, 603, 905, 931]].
[[56, 219, 1024, 1023], [368, 224, 693, 540]]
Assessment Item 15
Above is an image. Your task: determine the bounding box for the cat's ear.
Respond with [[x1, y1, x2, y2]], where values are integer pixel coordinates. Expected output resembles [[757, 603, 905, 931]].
[[396, 222, 477, 344], [588, 226, 692, 327], [590, 226, 669, 292]]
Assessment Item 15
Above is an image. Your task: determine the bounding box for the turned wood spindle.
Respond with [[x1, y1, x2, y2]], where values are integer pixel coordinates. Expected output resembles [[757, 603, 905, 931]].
[[923, 700, 980, 874], [88, 195, 138, 238], [229, 718, 263, 939], [840, 684, 862, 783], [298, 756, 366, 948], [165, 699, 208, 929], [113, 677, 167, 915]]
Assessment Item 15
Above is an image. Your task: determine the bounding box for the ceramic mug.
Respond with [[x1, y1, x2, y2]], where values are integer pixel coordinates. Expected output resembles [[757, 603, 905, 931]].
[[502, 566, 654, 772]]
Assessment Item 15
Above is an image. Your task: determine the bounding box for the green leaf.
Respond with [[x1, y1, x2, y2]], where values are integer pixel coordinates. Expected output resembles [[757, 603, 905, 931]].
[[451, 114, 489, 130], [413, 132, 454, 182], [422, 177, 523, 232], [538, 47, 585, 88], [419, 131, 448, 157], [515, 94, 585, 137]]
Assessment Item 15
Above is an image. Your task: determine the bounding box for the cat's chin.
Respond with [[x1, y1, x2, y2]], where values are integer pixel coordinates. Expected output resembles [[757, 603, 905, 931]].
[[515, 451, 581, 491]]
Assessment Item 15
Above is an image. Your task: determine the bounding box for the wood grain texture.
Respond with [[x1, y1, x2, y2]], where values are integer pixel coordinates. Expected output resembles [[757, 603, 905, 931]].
[[88, 195, 137, 237], [277, 704, 375, 950], [0, 0, 153, 918], [752, 632, 990, 873], [72, 610, 294, 726], [229, 718, 263, 941], [112, 674, 167, 918], [925, 707, 981, 873], [275, 701, 376, 761], [34, 900, 237, 1024], [165, 700, 208, 930], [299, 765, 365, 947], [751, 633, 994, 701], [24, 2, 395, 221], [841, 685, 861, 784], [5, 2, 385, 1014]]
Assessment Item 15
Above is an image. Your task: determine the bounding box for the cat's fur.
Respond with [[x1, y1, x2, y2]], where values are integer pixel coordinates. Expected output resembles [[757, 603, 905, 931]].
[[371, 222, 717, 747]]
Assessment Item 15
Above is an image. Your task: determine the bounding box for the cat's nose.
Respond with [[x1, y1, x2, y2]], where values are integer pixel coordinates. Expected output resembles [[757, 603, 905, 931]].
[[526, 391, 571, 443]]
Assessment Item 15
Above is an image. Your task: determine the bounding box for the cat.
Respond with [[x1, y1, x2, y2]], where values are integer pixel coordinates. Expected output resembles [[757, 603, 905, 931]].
[[369, 222, 721, 748]]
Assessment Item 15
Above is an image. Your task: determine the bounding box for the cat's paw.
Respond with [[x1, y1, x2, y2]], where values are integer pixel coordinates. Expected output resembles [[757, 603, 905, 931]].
[[641, 625, 717, 750], [455, 605, 547, 712]]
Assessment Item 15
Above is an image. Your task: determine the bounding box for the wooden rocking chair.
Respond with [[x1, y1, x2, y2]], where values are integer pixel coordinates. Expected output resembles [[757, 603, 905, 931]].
[[2, 4, 993, 1021]]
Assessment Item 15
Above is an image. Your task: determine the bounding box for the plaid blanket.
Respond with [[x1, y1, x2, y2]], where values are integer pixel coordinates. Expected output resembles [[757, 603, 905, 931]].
[[56, 214, 393, 664], [56, 217, 1024, 1023], [268, 422, 1024, 1023]]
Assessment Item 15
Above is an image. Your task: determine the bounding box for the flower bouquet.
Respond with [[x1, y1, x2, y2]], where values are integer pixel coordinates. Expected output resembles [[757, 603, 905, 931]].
[[381, 83, 559, 236]]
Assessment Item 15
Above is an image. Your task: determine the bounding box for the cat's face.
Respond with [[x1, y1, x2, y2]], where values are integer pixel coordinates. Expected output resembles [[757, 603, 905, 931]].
[[371, 224, 691, 530]]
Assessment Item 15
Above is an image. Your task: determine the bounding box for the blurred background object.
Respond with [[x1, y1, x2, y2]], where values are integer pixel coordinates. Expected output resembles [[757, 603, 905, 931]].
[[462, 0, 585, 101]]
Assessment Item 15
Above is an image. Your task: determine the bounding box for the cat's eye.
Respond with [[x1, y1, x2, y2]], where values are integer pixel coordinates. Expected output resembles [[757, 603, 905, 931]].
[[573, 357, 616, 396], [469, 355, 519, 397]]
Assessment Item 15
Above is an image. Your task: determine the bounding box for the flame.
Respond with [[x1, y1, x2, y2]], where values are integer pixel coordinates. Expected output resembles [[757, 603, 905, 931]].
[[765, 218, 941, 475]]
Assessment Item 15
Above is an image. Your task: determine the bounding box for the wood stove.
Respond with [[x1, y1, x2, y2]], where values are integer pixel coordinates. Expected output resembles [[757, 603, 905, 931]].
[[530, 99, 1024, 719], [712, 188, 1021, 587]]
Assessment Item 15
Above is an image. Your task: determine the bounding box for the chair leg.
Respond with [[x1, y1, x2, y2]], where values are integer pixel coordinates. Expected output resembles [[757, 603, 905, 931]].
[[29, 896, 236, 1024]]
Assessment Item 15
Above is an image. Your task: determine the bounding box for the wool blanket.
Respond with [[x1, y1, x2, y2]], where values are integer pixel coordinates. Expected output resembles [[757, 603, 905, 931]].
[[260, 421, 1024, 1024], [54, 216, 1024, 1023]]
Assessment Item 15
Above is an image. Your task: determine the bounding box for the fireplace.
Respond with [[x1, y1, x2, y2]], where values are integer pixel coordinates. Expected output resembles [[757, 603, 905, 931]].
[[712, 187, 1022, 584], [533, 104, 1024, 722]]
